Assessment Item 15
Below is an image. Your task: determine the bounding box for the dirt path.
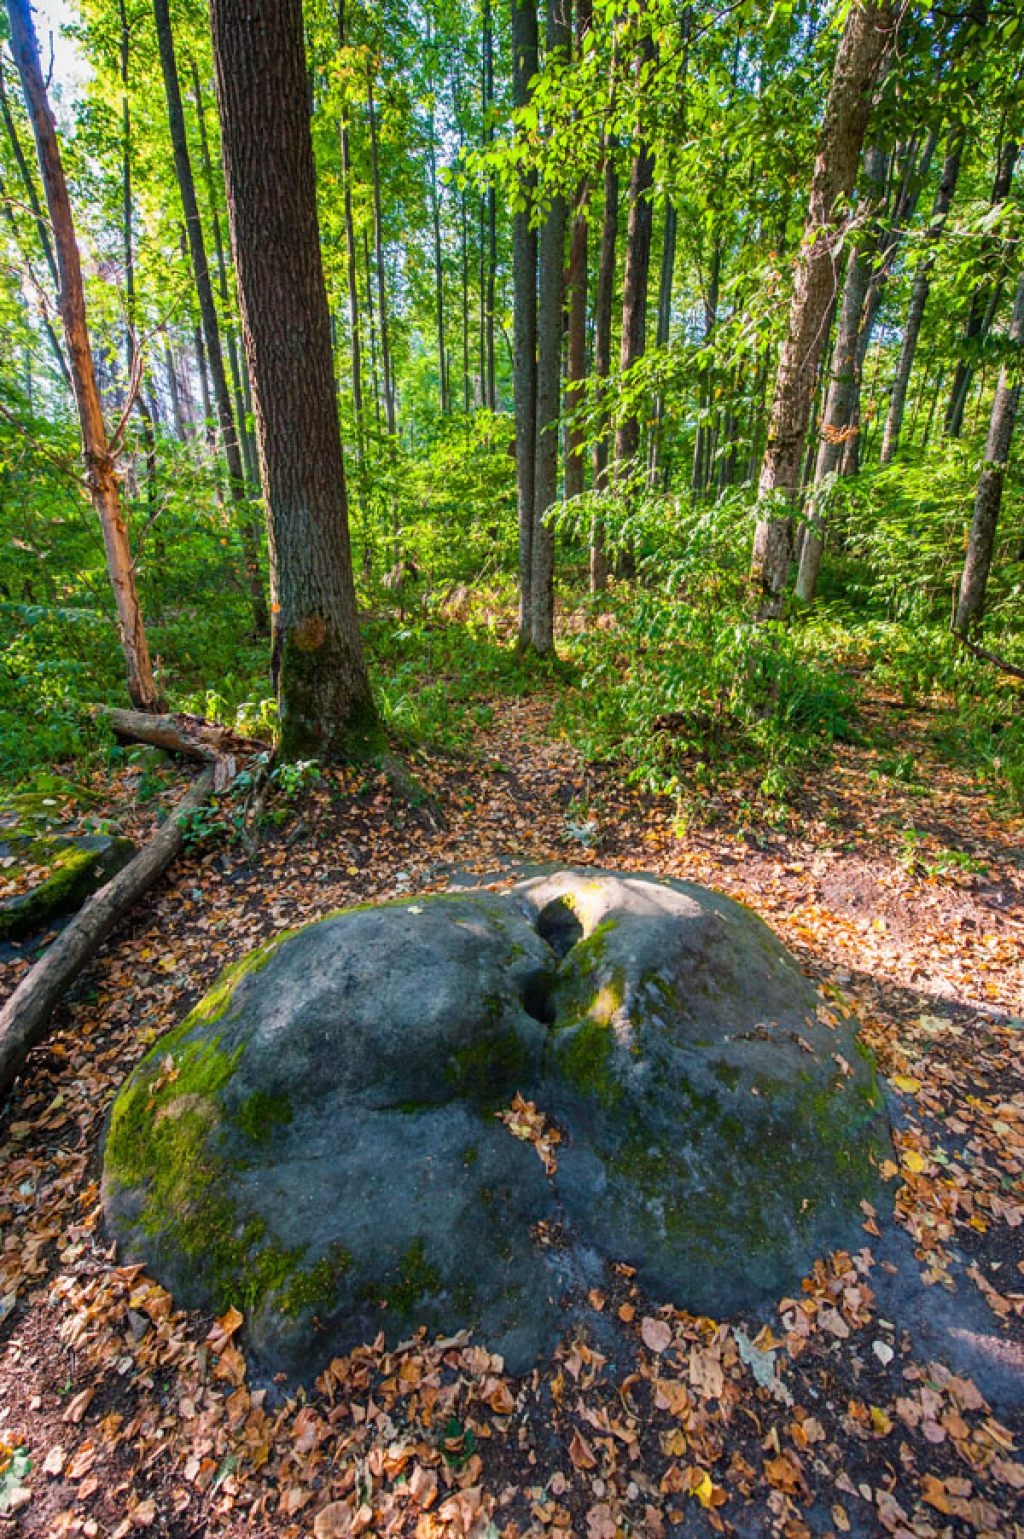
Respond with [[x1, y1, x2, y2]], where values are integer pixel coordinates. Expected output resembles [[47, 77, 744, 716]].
[[1, 690, 1022, 1538]]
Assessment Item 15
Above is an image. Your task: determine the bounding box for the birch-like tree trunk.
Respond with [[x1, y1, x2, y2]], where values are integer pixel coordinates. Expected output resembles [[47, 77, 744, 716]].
[[6, 0, 159, 711]]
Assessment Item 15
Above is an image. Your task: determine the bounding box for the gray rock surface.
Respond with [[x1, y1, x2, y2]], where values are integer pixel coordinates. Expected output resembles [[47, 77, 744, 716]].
[[102, 870, 890, 1380], [0, 828, 136, 940]]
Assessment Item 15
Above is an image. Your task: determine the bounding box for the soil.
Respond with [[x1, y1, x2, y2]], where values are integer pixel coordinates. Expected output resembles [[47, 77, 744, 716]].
[[1, 682, 1022, 1539]]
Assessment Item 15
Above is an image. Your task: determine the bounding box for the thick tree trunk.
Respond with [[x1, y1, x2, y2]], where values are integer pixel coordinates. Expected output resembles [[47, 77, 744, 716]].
[[153, 0, 268, 636], [881, 132, 965, 463], [0, 768, 215, 1104], [590, 136, 618, 592], [210, 0, 377, 759], [750, 0, 894, 617], [954, 266, 1024, 634], [945, 137, 1017, 439], [6, 0, 159, 711], [512, 0, 539, 643]]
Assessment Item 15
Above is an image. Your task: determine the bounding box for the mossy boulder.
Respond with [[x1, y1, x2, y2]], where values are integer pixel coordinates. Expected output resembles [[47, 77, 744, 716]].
[[102, 870, 891, 1380], [0, 827, 135, 941]]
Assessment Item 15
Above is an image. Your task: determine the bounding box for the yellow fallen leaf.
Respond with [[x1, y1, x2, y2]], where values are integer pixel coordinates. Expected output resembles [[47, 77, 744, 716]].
[[892, 1075, 921, 1093], [902, 1150, 927, 1174]]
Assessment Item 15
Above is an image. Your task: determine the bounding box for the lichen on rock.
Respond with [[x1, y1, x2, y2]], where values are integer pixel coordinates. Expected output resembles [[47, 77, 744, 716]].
[[102, 869, 891, 1380]]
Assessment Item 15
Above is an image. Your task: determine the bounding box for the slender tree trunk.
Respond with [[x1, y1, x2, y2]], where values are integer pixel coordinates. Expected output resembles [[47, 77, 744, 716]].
[[881, 131, 965, 463], [153, 0, 268, 635], [795, 143, 887, 601], [649, 199, 677, 486], [427, 93, 449, 414], [750, 0, 894, 617], [530, 0, 570, 655], [118, 0, 159, 520], [461, 182, 471, 410], [366, 71, 396, 440], [0, 67, 71, 388], [210, 0, 377, 759], [512, 0, 539, 643], [954, 266, 1024, 633], [483, 0, 497, 409], [564, 184, 588, 503], [590, 134, 618, 592], [945, 137, 1017, 439], [840, 127, 938, 477], [6, 0, 159, 710], [563, 0, 591, 505], [363, 230, 382, 434], [692, 238, 721, 497], [613, 31, 656, 475], [335, 13, 366, 487], [190, 58, 258, 489]]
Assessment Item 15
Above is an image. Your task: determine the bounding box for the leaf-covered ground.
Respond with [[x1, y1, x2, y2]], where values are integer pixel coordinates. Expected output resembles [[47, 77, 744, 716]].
[[1, 678, 1023, 1539]]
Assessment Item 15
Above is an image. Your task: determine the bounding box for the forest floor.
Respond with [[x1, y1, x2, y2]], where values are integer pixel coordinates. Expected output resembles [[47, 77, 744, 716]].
[[1, 665, 1023, 1539]]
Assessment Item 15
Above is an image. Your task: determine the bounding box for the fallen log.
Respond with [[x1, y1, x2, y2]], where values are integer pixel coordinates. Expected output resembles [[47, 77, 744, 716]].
[[95, 705, 264, 787], [0, 767, 215, 1103]]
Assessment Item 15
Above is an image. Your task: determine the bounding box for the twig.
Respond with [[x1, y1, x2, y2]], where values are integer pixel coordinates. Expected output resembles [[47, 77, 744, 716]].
[[953, 628, 1024, 682]]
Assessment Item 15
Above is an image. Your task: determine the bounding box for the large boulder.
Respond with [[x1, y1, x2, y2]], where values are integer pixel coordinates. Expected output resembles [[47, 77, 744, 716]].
[[102, 870, 890, 1378]]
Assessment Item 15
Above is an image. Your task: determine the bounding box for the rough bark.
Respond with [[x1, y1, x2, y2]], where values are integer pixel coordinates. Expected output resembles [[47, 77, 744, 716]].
[[954, 266, 1024, 634], [210, 0, 377, 759], [881, 132, 965, 463], [153, 0, 268, 636], [6, 0, 159, 711], [512, 0, 539, 642], [0, 768, 215, 1104], [750, 0, 894, 616]]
